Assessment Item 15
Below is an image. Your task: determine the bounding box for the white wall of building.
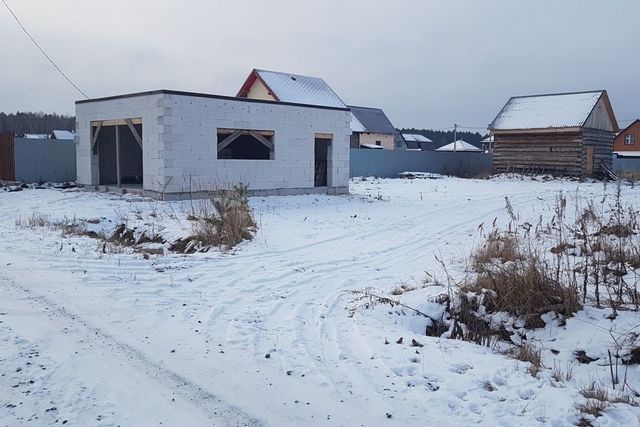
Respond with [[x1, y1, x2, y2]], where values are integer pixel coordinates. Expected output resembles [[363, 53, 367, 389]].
[[76, 92, 351, 197]]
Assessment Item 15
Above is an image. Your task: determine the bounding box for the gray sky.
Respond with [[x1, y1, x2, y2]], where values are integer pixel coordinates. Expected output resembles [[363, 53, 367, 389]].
[[1, 0, 638, 131]]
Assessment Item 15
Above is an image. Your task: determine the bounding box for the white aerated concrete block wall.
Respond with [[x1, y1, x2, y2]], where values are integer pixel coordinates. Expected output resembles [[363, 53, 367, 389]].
[[159, 94, 351, 195], [75, 94, 166, 191], [76, 91, 351, 197]]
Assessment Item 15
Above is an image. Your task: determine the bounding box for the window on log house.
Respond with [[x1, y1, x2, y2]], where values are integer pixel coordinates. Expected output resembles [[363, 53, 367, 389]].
[[217, 129, 274, 160]]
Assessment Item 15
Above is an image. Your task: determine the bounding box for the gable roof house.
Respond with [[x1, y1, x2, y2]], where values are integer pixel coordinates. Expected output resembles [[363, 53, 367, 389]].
[[50, 130, 75, 140], [349, 106, 397, 150], [613, 119, 640, 157], [238, 69, 399, 150], [489, 90, 619, 177]]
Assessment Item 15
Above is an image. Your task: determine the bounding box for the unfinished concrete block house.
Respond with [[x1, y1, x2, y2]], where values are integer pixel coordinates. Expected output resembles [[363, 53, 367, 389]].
[[489, 90, 619, 177], [76, 80, 352, 199]]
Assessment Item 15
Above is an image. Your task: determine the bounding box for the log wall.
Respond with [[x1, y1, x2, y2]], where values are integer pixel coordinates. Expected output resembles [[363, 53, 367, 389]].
[[492, 129, 614, 177]]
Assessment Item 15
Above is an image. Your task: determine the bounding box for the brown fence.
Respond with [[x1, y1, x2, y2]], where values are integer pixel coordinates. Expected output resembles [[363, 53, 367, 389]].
[[0, 132, 15, 181]]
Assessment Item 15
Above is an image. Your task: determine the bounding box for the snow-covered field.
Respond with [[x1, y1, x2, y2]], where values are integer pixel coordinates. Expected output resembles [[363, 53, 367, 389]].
[[1, 176, 639, 426]]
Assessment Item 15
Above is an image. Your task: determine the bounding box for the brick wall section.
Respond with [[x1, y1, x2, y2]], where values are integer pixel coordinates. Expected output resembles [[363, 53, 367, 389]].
[[76, 92, 351, 195]]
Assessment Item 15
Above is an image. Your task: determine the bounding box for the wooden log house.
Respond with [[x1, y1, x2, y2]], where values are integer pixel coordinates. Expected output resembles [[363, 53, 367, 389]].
[[489, 90, 619, 177]]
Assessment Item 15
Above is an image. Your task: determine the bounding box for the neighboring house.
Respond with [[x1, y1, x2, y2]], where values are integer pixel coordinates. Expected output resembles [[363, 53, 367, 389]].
[[402, 133, 434, 151], [349, 106, 397, 150], [237, 68, 346, 108], [75, 89, 351, 199], [481, 134, 494, 152], [489, 90, 619, 177], [613, 119, 640, 157], [238, 69, 398, 150], [50, 130, 75, 140], [436, 140, 482, 152]]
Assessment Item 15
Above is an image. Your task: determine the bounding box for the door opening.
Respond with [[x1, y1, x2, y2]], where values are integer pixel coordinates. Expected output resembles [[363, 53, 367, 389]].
[[314, 138, 330, 187]]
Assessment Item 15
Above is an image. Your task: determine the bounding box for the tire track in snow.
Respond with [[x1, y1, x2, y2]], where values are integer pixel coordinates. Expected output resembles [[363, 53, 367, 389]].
[[0, 275, 264, 427]]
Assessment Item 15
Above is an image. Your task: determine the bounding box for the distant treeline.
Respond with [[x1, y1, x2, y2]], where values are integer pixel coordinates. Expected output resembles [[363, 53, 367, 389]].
[[399, 128, 487, 148], [0, 112, 75, 135]]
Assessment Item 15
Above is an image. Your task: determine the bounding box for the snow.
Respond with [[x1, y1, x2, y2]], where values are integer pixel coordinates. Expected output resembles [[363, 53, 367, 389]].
[[1, 177, 640, 426], [402, 134, 433, 143], [614, 151, 640, 157], [491, 91, 603, 130], [22, 134, 48, 139], [51, 130, 74, 140], [360, 143, 384, 149], [436, 140, 482, 152], [256, 69, 347, 109]]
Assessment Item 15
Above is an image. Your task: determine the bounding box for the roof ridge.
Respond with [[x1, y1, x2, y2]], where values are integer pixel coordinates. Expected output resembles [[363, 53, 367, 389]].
[[509, 89, 605, 100], [255, 68, 324, 81]]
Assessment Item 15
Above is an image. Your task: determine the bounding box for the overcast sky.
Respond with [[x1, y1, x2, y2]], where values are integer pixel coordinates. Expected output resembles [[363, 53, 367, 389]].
[[1, 0, 638, 131]]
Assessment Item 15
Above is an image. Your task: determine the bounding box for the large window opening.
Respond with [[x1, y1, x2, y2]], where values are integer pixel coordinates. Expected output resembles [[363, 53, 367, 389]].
[[217, 129, 274, 160]]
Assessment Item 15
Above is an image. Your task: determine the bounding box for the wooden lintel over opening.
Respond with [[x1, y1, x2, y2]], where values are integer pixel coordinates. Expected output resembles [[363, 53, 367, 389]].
[[125, 119, 142, 149], [91, 118, 142, 127], [218, 128, 274, 137], [315, 133, 333, 139]]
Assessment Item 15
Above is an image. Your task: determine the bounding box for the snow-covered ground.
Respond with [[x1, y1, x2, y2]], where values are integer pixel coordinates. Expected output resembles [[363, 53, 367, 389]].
[[1, 176, 639, 426]]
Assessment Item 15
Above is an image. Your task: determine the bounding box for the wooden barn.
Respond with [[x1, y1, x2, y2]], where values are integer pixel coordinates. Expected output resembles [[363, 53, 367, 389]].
[[489, 90, 619, 177]]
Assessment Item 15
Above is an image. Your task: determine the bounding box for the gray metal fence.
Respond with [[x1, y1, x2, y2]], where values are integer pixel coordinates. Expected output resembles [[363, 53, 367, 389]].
[[350, 149, 493, 178], [13, 138, 76, 183], [612, 155, 640, 174]]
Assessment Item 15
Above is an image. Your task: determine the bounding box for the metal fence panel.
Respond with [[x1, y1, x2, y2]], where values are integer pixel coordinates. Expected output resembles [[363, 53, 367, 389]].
[[350, 149, 493, 178], [0, 132, 16, 181], [612, 156, 640, 174], [13, 138, 76, 183]]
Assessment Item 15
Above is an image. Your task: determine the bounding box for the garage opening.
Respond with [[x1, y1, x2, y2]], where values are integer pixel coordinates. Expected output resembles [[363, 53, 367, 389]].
[[92, 119, 143, 187], [314, 136, 331, 187], [217, 129, 274, 160]]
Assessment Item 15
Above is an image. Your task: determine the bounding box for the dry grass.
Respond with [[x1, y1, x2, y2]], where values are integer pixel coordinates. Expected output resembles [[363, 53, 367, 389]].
[[513, 343, 542, 377], [171, 184, 256, 253], [464, 256, 580, 321], [575, 381, 638, 420], [471, 230, 519, 273]]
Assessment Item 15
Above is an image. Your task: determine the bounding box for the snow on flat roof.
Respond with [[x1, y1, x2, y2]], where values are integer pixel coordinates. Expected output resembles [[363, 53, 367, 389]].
[[614, 151, 640, 157], [491, 91, 603, 131], [256, 69, 346, 109], [402, 133, 433, 143], [436, 140, 482, 152]]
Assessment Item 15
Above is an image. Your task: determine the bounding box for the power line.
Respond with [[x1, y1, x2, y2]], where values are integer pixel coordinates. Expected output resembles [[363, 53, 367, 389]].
[[1, 0, 89, 99]]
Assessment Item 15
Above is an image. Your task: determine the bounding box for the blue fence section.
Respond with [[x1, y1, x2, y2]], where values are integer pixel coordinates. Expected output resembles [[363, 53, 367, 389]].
[[13, 138, 76, 183], [350, 149, 493, 178], [613, 155, 640, 174]]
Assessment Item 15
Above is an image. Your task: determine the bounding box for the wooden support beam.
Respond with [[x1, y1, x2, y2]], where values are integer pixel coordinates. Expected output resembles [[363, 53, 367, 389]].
[[91, 118, 142, 127], [248, 131, 274, 151], [217, 129, 245, 153], [125, 119, 142, 149], [218, 128, 274, 137], [91, 122, 102, 153], [115, 125, 121, 188]]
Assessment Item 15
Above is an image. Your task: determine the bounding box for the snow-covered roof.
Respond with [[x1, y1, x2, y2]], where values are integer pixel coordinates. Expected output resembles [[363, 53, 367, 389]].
[[614, 151, 640, 158], [51, 130, 74, 140], [239, 69, 347, 108], [360, 143, 384, 149], [436, 140, 482, 152], [349, 106, 396, 134], [481, 135, 494, 143], [23, 133, 48, 139], [490, 90, 606, 131], [402, 133, 433, 143]]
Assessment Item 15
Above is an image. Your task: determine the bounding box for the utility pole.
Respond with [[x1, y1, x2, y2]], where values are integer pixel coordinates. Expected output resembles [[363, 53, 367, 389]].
[[453, 123, 458, 152]]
